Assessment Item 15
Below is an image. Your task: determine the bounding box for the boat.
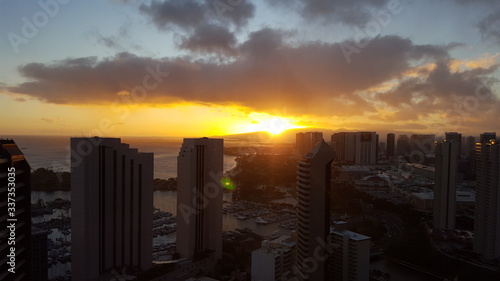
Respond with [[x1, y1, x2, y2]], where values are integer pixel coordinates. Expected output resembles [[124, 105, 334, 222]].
[[255, 217, 268, 224], [236, 215, 247, 220]]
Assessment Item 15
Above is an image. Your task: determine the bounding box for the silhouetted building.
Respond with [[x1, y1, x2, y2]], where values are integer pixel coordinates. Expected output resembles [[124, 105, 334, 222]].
[[330, 221, 370, 281], [296, 132, 306, 157], [71, 137, 153, 281], [32, 228, 49, 281], [0, 140, 31, 281], [473, 138, 500, 262], [445, 132, 462, 155], [480, 132, 496, 144], [396, 135, 410, 157], [355, 132, 377, 164], [331, 132, 356, 163], [177, 138, 223, 260], [465, 136, 476, 158], [387, 133, 395, 158], [296, 132, 324, 157], [295, 141, 335, 281], [433, 136, 460, 230], [410, 134, 435, 162]]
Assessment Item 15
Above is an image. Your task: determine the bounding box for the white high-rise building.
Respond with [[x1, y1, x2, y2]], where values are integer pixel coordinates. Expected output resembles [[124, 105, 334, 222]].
[[71, 137, 153, 281], [176, 138, 223, 260], [295, 140, 335, 281], [329, 222, 370, 281], [355, 132, 377, 165], [433, 135, 460, 230], [473, 138, 500, 262], [251, 236, 296, 281]]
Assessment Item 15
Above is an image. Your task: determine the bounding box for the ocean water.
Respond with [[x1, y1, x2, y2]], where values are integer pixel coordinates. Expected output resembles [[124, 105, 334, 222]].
[[1, 135, 237, 179]]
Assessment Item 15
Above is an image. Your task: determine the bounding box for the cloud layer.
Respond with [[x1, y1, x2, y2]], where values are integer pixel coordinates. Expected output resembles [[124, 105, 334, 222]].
[[7, 32, 498, 133]]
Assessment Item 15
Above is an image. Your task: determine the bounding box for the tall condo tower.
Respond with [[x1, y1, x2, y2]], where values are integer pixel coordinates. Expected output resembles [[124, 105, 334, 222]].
[[295, 140, 335, 281], [386, 133, 395, 158], [0, 140, 31, 281], [433, 133, 461, 230], [71, 137, 153, 281], [473, 138, 500, 261], [176, 138, 223, 260]]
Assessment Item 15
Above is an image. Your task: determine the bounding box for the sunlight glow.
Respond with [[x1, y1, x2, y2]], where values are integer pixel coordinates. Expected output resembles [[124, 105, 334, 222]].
[[245, 113, 306, 135]]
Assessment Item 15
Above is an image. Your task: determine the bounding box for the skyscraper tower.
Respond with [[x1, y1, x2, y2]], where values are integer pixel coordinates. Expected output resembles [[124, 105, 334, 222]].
[[396, 135, 410, 156], [433, 134, 460, 230], [71, 137, 153, 281], [473, 138, 500, 261], [445, 132, 462, 155], [331, 132, 356, 163], [386, 133, 395, 158], [176, 138, 223, 260], [480, 132, 496, 144], [295, 141, 335, 281], [355, 132, 377, 164], [0, 140, 31, 281]]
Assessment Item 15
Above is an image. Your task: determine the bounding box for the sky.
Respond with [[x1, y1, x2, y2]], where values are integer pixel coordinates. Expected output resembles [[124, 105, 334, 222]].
[[1, 0, 500, 138]]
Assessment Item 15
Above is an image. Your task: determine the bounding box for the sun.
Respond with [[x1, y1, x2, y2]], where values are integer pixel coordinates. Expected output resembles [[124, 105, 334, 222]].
[[245, 113, 305, 135]]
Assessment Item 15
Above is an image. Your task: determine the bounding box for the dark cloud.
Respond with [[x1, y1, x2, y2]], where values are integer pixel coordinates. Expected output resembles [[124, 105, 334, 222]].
[[477, 10, 500, 44], [139, 0, 255, 30], [267, 0, 393, 27], [6, 33, 495, 128], [15, 97, 27, 102], [376, 60, 499, 122], [179, 24, 237, 55]]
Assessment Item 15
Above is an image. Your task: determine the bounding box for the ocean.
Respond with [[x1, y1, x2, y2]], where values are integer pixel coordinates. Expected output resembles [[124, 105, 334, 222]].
[[1, 135, 237, 179]]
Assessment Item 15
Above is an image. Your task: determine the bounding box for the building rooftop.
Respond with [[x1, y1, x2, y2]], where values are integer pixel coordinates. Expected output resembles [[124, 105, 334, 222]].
[[331, 230, 371, 241]]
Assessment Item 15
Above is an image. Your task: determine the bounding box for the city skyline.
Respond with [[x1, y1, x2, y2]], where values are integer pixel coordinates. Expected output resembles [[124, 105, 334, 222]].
[[1, 0, 500, 137]]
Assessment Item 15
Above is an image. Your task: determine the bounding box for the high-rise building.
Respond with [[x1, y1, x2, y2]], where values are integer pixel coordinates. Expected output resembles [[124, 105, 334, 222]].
[[331, 132, 356, 163], [329, 221, 370, 281], [397, 135, 410, 156], [0, 140, 31, 281], [480, 132, 496, 144], [71, 137, 153, 281], [296, 132, 306, 157], [433, 135, 460, 230], [445, 132, 462, 155], [465, 136, 476, 158], [295, 141, 335, 281], [410, 134, 435, 157], [296, 132, 324, 157], [177, 138, 223, 260], [251, 236, 296, 281], [386, 133, 395, 158], [355, 132, 377, 165], [473, 138, 500, 262]]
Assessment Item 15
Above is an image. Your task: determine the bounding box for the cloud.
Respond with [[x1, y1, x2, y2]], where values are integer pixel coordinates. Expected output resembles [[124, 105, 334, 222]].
[[5, 33, 497, 133], [139, 0, 255, 30], [15, 97, 27, 102], [477, 10, 500, 44], [266, 0, 394, 27], [179, 24, 237, 55], [374, 59, 500, 126]]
